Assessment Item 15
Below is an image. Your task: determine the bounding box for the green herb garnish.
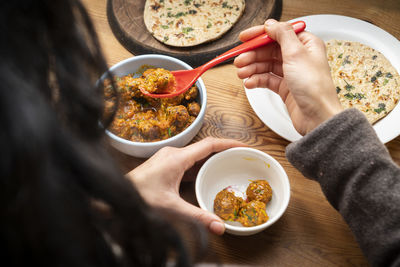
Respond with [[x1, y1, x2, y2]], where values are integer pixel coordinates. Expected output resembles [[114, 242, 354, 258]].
[[182, 27, 194, 34], [336, 86, 341, 93], [168, 127, 172, 136], [374, 103, 386, 114], [343, 79, 354, 91], [338, 53, 343, 59], [344, 93, 365, 100], [383, 79, 389, 86], [207, 21, 212, 28], [386, 72, 393, 78], [342, 55, 351, 66], [160, 25, 169, 29]]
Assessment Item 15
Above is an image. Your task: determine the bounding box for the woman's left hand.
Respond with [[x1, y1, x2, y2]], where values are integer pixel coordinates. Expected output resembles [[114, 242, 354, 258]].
[[127, 137, 245, 235]]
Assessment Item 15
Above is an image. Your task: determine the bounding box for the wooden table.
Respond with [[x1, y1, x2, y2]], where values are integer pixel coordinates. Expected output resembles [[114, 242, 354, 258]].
[[83, 0, 400, 265]]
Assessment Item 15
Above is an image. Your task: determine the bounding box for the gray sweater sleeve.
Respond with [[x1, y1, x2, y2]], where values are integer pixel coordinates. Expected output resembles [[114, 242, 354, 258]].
[[286, 108, 400, 267]]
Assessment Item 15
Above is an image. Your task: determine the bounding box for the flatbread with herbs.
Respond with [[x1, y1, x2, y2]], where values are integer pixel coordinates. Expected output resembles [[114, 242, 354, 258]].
[[144, 0, 245, 47], [326, 40, 400, 124]]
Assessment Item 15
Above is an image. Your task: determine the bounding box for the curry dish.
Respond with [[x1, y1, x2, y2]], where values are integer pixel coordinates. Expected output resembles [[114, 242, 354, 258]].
[[103, 68, 200, 142], [213, 180, 273, 227]]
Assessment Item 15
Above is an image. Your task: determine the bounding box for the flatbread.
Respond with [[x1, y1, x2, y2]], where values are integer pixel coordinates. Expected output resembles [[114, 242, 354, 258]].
[[144, 0, 245, 47], [326, 40, 400, 124]]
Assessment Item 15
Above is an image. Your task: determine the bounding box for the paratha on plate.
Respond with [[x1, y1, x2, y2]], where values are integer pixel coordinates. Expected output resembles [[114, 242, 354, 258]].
[[326, 40, 400, 124], [144, 0, 245, 47]]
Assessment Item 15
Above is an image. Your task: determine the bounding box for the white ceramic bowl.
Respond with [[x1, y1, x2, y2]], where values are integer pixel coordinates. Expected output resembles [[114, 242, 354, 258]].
[[104, 54, 206, 158], [195, 147, 290, 236]]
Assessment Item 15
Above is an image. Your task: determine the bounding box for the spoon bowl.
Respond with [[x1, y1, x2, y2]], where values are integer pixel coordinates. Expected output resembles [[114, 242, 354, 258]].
[[141, 21, 306, 98]]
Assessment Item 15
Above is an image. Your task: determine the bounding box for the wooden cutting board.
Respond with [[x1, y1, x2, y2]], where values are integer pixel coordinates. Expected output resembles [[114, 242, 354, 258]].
[[107, 0, 281, 67]]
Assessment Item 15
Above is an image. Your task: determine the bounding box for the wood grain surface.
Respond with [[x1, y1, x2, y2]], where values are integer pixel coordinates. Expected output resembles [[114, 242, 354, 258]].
[[107, 0, 280, 67], [83, 0, 400, 265]]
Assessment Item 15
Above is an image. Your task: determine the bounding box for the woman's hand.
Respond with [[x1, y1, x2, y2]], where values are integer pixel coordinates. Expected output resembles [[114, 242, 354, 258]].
[[234, 19, 343, 135], [127, 137, 245, 235]]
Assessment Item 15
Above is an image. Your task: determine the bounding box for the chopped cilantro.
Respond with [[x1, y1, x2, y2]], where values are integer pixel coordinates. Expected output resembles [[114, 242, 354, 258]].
[[207, 21, 212, 28], [159, 0, 164, 2], [372, 55, 377, 60], [184, 0, 192, 5], [386, 72, 393, 78], [376, 70, 383, 77], [336, 86, 341, 93], [344, 93, 365, 100], [182, 27, 194, 34], [338, 53, 343, 59], [194, 3, 202, 8], [222, 2, 233, 9], [342, 55, 351, 66], [383, 79, 389, 86], [371, 76, 377, 82], [344, 79, 354, 91], [374, 103, 386, 114], [168, 127, 172, 136], [160, 25, 169, 29], [175, 12, 186, 18], [163, 36, 169, 42], [189, 9, 197, 14]]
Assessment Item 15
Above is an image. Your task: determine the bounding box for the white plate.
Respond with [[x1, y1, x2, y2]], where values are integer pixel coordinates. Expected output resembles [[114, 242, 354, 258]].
[[245, 14, 400, 143]]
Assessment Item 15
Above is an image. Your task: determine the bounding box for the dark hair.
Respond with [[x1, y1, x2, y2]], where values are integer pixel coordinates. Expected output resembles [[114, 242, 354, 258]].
[[0, 0, 191, 266]]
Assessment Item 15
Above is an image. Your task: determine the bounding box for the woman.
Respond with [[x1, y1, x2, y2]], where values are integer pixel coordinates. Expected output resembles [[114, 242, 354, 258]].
[[0, 0, 242, 266], [234, 19, 400, 266]]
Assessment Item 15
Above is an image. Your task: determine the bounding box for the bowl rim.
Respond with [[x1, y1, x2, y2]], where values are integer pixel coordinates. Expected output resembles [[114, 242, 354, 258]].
[[195, 147, 291, 233], [103, 54, 207, 147]]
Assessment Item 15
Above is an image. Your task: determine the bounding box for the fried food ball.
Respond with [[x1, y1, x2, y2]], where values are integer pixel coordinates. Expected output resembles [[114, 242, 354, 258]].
[[246, 180, 273, 204], [187, 102, 200, 116], [237, 200, 269, 227], [138, 121, 160, 140], [141, 68, 175, 93], [184, 85, 198, 101], [214, 189, 243, 221], [166, 105, 189, 128]]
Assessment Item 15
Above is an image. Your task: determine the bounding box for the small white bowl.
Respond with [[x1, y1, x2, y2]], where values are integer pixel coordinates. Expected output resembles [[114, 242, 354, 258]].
[[195, 147, 290, 236], [104, 54, 207, 158]]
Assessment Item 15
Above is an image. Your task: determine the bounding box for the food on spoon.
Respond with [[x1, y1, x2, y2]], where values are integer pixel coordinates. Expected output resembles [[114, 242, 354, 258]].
[[214, 188, 243, 221], [140, 68, 176, 94], [237, 200, 269, 227], [326, 40, 400, 124], [213, 179, 273, 227], [103, 67, 200, 142], [246, 180, 272, 204], [143, 0, 245, 47]]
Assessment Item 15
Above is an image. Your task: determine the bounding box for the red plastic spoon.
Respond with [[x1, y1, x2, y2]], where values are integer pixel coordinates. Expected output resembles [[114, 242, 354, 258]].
[[142, 21, 306, 98]]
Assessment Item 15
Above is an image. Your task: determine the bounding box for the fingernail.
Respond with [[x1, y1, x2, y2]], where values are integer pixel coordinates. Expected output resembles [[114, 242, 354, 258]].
[[210, 221, 225, 235], [265, 19, 277, 26]]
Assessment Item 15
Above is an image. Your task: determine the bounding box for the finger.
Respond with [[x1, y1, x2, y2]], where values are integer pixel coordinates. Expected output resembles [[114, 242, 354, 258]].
[[237, 61, 283, 80], [265, 20, 304, 59], [239, 25, 265, 42], [234, 43, 282, 68], [172, 197, 226, 235], [244, 72, 283, 93], [179, 137, 245, 170], [297, 31, 327, 56]]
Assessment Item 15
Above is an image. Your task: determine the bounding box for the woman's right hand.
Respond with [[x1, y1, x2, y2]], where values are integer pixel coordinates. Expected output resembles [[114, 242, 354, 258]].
[[234, 19, 343, 135]]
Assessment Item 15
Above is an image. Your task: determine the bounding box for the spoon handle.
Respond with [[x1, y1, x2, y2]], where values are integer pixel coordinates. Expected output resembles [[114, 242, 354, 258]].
[[200, 21, 306, 71]]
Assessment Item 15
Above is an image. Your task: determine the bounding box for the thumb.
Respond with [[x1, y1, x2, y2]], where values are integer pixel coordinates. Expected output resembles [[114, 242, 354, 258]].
[[173, 198, 226, 235]]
